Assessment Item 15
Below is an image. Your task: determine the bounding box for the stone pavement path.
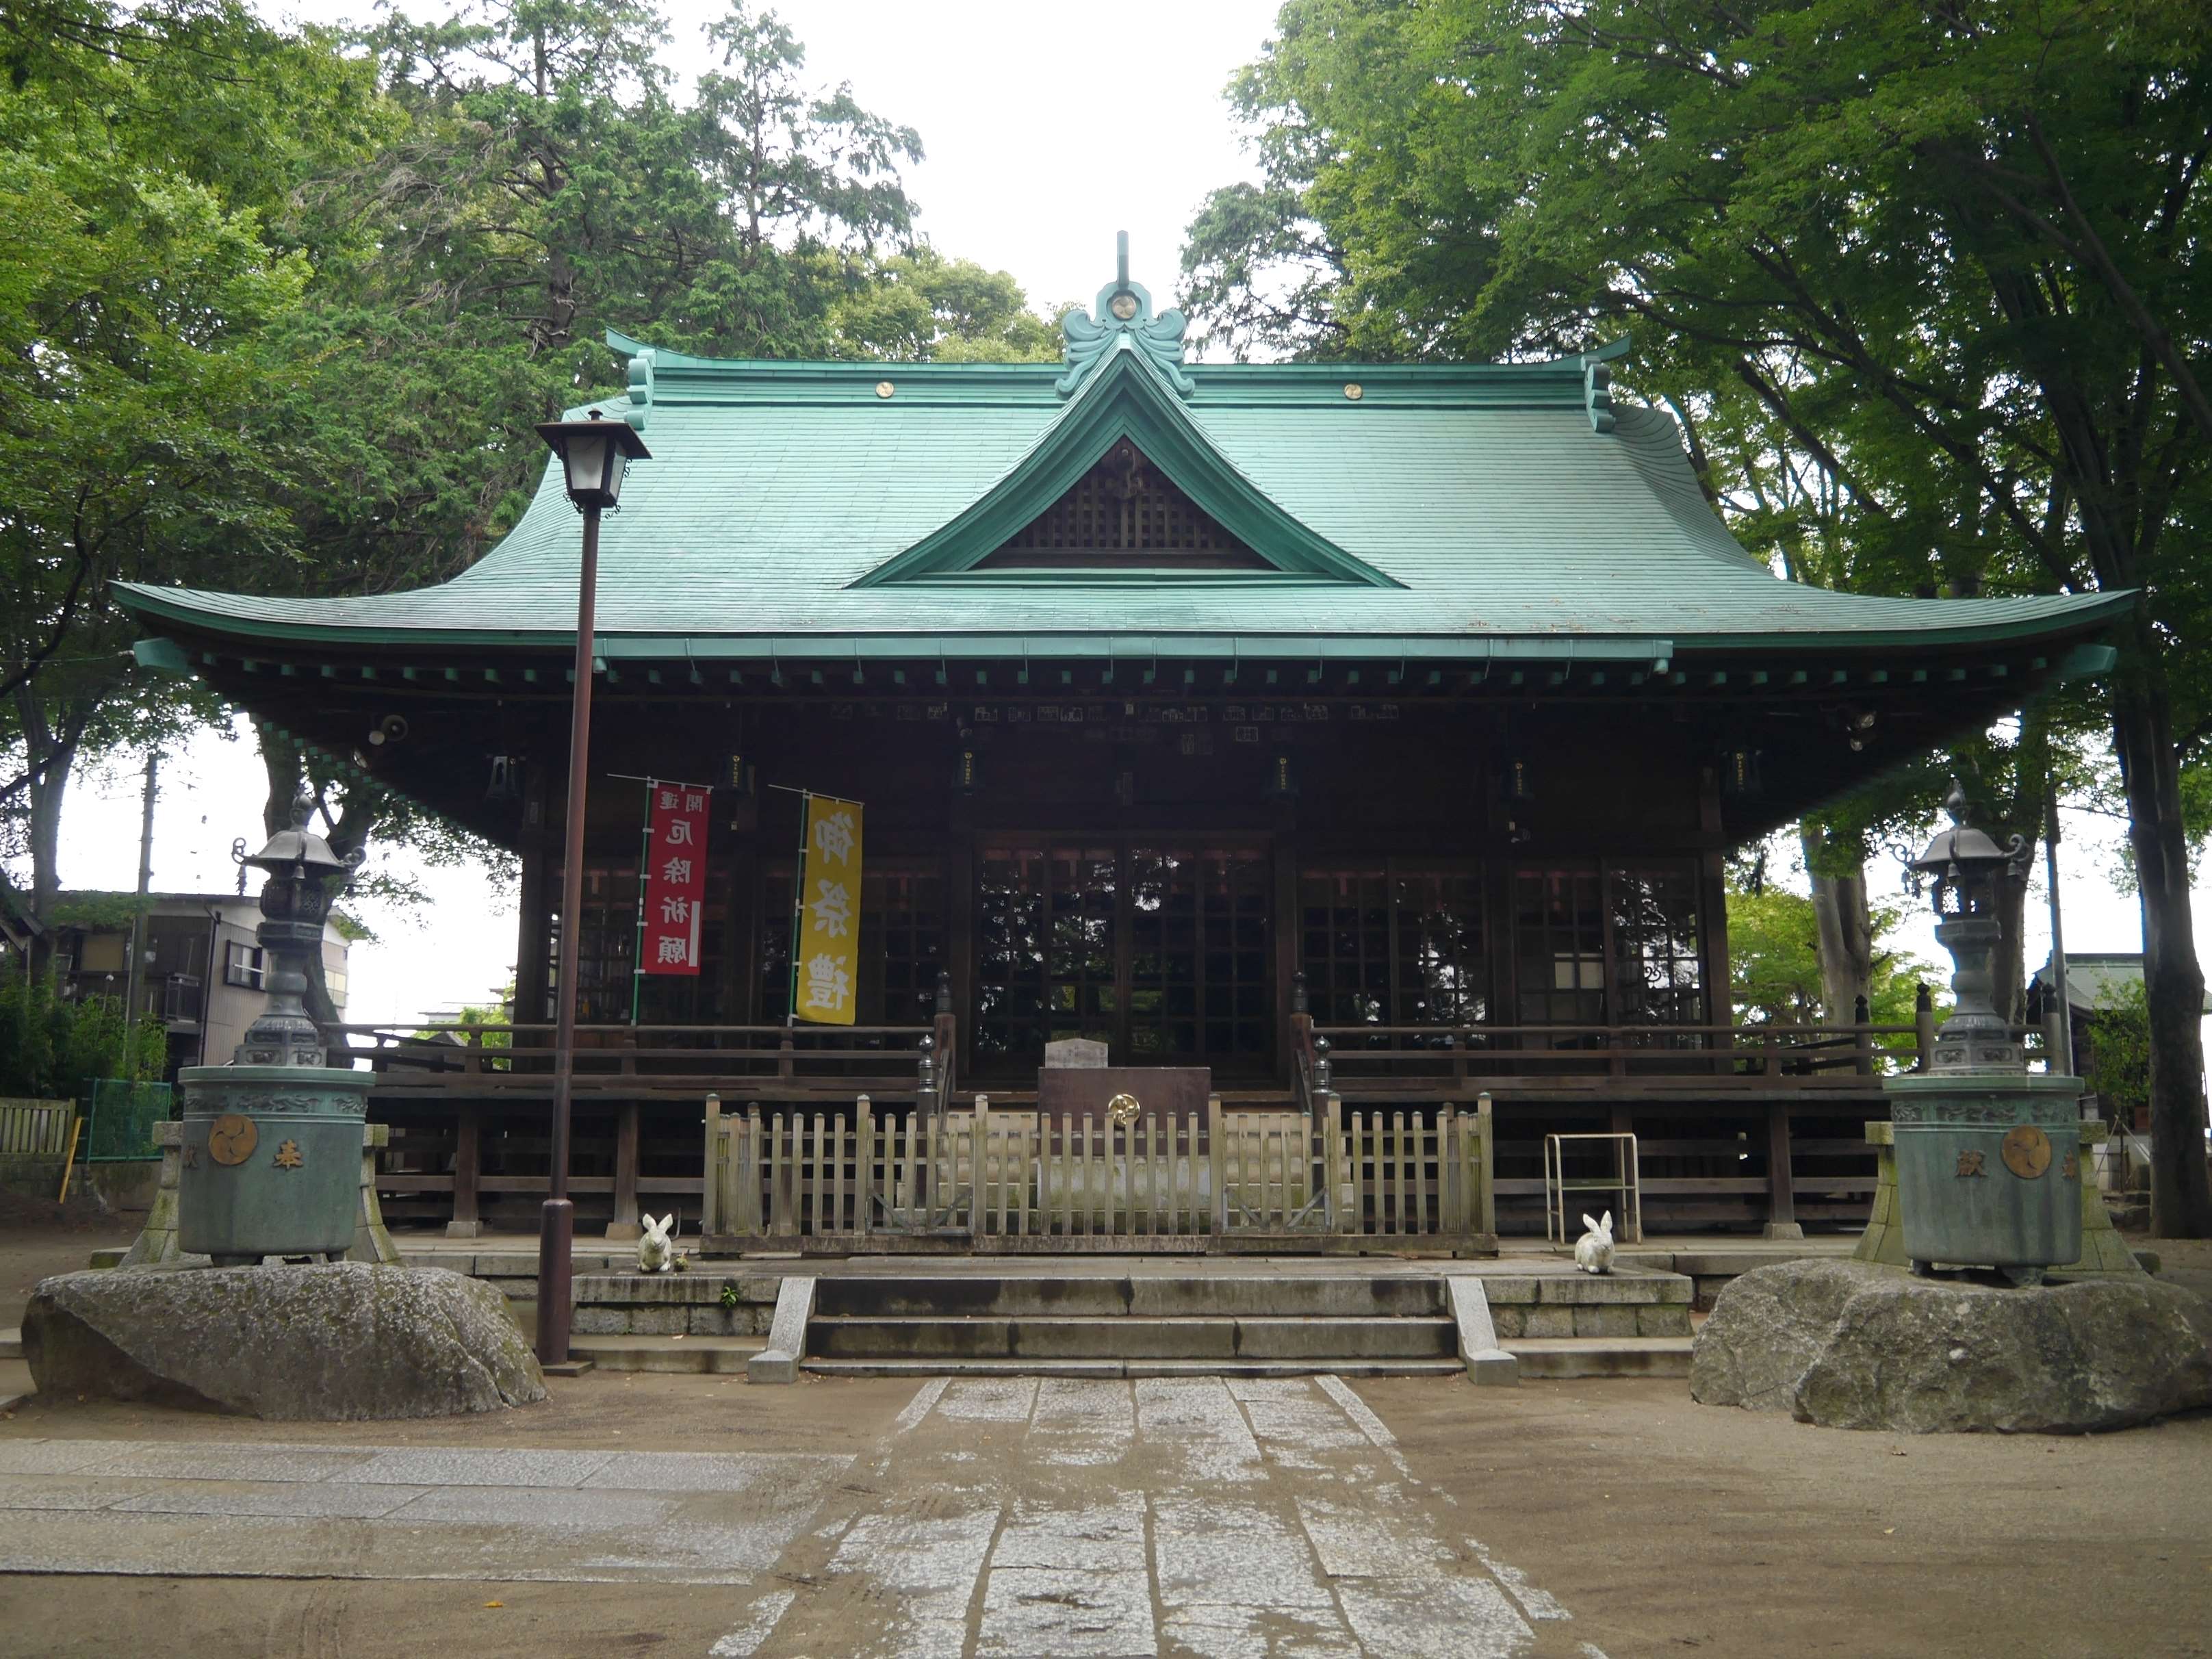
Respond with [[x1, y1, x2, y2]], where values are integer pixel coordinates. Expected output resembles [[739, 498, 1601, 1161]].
[[0, 1376, 1601, 1658]]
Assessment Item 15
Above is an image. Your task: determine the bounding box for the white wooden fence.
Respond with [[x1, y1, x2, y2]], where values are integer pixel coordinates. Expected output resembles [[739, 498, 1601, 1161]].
[[700, 1094, 1495, 1248]]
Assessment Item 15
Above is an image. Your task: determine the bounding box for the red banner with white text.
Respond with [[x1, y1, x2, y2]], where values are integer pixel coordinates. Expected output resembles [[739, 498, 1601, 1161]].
[[639, 782, 710, 975]]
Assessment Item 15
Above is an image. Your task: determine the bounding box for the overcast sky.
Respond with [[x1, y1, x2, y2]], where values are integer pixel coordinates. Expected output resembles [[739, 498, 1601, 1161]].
[[46, 0, 2212, 1034]]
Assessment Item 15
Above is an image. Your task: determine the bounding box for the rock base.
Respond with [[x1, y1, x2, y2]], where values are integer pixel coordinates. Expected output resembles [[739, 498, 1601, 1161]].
[[25, 1262, 546, 1420], [1693, 1259, 2212, 1433]]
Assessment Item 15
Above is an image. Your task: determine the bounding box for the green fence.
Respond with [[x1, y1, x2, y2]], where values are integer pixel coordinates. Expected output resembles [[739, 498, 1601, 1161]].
[[79, 1079, 172, 1162]]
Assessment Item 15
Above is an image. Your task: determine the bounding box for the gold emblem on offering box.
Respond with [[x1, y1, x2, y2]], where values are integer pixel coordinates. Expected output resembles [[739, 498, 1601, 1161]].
[[207, 1114, 257, 1166], [1955, 1149, 1985, 1178], [1107, 1093, 1142, 1129], [2000, 1126, 2052, 1180], [272, 1140, 303, 1170]]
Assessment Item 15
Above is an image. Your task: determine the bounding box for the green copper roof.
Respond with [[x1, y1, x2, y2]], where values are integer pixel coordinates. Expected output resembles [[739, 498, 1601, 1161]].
[[114, 271, 2130, 661]]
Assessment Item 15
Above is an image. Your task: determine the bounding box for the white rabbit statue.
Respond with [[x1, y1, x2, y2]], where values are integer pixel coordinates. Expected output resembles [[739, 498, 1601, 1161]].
[[636, 1212, 678, 1274], [1573, 1210, 1615, 1275]]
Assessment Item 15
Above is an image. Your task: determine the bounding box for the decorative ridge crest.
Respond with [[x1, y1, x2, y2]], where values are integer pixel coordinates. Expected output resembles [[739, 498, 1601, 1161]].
[[1059, 231, 1194, 397]]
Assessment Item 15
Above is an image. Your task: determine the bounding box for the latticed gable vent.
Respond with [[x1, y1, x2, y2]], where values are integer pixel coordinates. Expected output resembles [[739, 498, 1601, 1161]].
[[977, 439, 1272, 570]]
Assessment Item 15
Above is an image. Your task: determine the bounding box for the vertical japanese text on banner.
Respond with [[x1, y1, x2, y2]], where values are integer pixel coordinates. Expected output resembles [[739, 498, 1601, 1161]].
[[640, 784, 711, 975], [792, 795, 863, 1025]]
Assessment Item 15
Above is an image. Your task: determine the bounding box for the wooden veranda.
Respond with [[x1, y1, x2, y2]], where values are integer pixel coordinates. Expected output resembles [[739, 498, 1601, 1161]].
[[348, 996, 2065, 1242]]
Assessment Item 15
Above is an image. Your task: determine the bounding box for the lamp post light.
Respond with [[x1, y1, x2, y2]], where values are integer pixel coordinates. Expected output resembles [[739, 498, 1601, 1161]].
[[532, 408, 651, 1367], [1886, 780, 2082, 1283]]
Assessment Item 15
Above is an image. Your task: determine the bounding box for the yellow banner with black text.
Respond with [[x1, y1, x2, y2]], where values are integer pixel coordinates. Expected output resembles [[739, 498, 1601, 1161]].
[[791, 794, 862, 1025]]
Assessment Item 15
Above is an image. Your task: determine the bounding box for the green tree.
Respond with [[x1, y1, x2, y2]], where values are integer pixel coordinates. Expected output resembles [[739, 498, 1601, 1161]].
[[0, 1, 378, 934], [1727, 867, 1942, 1035], [1192, 0, 2212, 1236], [834, 249, 1056, 363]]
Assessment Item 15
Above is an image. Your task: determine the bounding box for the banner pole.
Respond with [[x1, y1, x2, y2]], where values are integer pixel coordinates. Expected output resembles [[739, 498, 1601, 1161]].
[[788, 791, 810, 1026], [631, 779, 654, 1025]]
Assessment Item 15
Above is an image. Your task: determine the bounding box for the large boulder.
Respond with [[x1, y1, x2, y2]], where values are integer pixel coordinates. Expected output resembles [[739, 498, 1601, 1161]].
[[1688, 1259, 1876, 1411], [25, 1262, 546, 1420], [1694, 1259, 2212, 1433]]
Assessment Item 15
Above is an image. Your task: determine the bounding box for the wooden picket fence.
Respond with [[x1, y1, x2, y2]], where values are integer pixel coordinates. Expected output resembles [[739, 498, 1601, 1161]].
[[0, 1098, 75, 1159], [699, 1094, 1495, 1251]]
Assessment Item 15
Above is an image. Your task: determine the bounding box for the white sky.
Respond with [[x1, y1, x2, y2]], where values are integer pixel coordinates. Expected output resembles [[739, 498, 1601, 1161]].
[[43, 0, 2212, 1034]]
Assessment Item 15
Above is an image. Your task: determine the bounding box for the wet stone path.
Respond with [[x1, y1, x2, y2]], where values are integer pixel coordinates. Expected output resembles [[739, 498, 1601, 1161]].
[[0, 1376, 1601, 1658]]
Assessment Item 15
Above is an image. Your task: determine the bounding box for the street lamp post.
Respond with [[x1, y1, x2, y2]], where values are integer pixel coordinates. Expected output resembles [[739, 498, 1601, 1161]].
[[533, 409, 651, 1367]]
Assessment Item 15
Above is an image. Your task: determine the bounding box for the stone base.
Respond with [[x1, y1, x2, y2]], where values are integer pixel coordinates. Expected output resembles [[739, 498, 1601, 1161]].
[[1762, 1222, 1805, 1242], [25, 1262, 547, 1420], [1693, 1259, 2212, 1432]]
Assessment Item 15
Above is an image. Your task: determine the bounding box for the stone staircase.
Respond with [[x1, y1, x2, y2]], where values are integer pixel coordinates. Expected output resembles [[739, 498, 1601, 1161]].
[[804, 1274, 1465, 1378]]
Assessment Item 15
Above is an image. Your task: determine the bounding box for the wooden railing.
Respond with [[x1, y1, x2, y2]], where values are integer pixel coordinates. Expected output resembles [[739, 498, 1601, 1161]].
[[335, 1021, 938, 1101], [1313, 1020, 2059, 1096], [700, 1093, 1495, 1251]]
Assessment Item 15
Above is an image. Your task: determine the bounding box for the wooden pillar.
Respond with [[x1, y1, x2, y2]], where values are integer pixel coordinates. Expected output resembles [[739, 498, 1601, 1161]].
[[514, 836, 552, 1025], [446, 1103, 482, 1239], [1764, 1102, 1803, 1239], [726, 840, 758, 1022], [606, 1099, 641, 1239], [1272, 836, 1299, 1085], [944, 830, 975, 1082], [1695, 763, 1732, 1055]]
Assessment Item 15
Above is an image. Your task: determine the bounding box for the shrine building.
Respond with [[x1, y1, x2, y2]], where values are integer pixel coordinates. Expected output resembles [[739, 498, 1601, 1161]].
[[118, 253, 2129, 1243]]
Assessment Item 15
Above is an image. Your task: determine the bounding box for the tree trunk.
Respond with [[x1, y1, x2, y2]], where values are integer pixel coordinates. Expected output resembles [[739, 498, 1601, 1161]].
[[1801, 823, 1873, 1027], [14, 686, 89, 942], [2111, 676, 2212, 1237], [1990, 862, 2035, 1027]]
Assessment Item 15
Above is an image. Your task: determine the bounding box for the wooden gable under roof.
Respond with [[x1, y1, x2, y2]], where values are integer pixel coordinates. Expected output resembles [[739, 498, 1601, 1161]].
[[977, 438, 1270, 571]]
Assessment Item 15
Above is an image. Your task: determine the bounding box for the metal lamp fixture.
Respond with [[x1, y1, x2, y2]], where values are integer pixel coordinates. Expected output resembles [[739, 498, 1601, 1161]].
[[530, 405, 652, 1368], [535, 409, 650, 513]]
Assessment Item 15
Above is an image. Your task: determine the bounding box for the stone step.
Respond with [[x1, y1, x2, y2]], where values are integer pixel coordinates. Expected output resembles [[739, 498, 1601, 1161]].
[[568, 1334, 767, 1374], [810, 1275, 1460, 1320], [808, 1315, 1458, 1363], [801, 1356, 1468, 1380], [0, 1328, 20, 1361], [1503, 1336, 1693, 1378]]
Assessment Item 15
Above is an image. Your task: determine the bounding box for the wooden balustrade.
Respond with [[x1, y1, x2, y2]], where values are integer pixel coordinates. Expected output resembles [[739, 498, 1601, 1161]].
[[333, 1021, 938, 1102], [1311, 1021, 2057, 1096], [697, 1093, 1496, 1252]]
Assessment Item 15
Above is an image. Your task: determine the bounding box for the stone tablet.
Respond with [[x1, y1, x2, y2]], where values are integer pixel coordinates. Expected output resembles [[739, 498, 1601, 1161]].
[[1043, 1038, 1108, 1070]]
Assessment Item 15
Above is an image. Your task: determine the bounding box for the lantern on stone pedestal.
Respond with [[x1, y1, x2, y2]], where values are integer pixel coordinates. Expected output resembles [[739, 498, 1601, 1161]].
[[177, 797, 372, 1265], [1886, 782, 2082, 1283]]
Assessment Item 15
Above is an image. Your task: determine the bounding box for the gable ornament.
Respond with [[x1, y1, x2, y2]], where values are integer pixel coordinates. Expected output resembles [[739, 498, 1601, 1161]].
[[1059, 231, 1196, 397]]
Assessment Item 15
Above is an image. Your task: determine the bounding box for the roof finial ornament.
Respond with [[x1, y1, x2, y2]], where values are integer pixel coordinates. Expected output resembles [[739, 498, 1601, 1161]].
[[1058, 231, 1195, 398]]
